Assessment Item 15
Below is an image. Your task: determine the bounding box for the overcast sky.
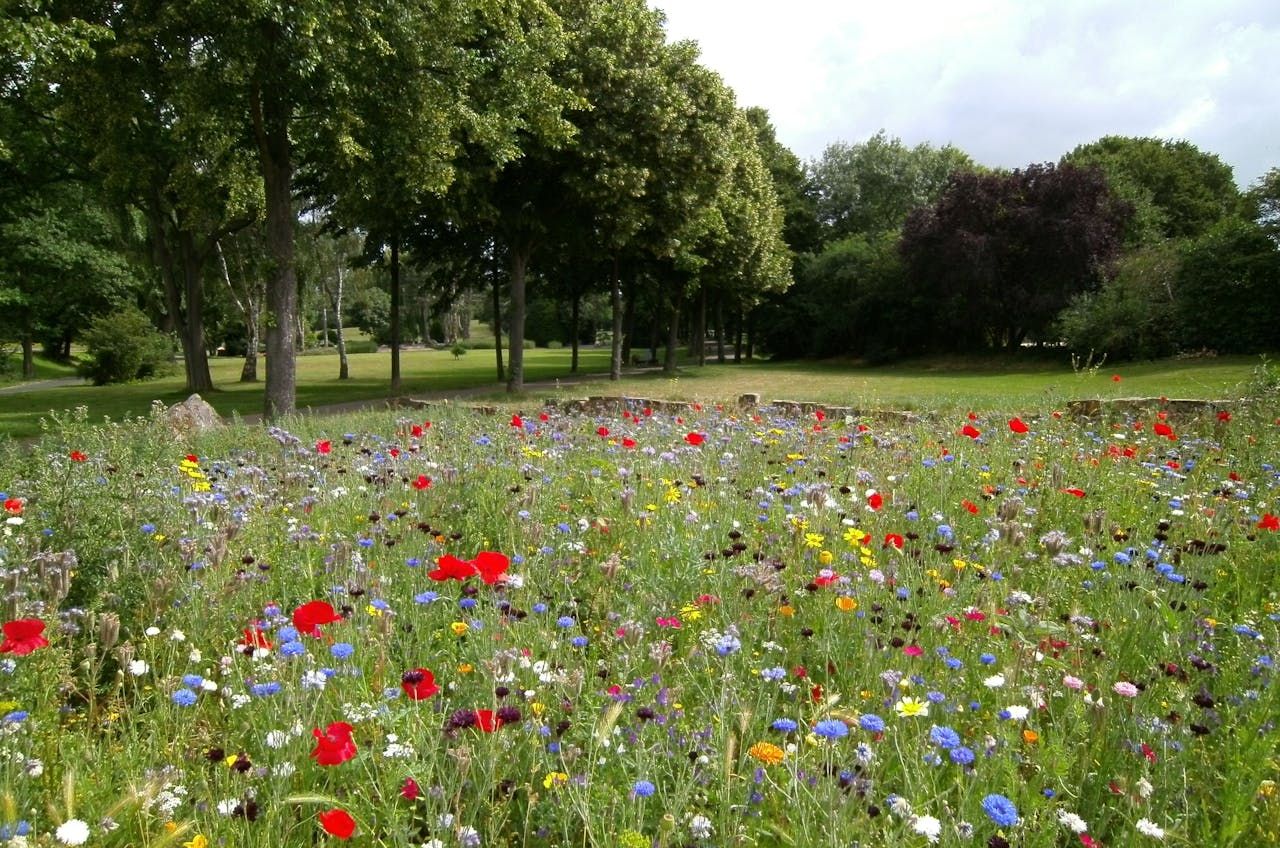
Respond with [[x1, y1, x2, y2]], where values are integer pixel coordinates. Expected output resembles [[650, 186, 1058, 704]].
[[653, 0, 1279, 186]]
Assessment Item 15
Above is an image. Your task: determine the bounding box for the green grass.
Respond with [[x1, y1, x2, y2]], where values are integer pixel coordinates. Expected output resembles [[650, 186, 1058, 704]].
[[0, 347, 614, 439], [0, 352, 81, 386], [0, 348, 1268, 440]]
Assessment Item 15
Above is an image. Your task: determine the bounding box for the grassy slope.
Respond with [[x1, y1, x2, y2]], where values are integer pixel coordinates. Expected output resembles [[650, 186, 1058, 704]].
[[0, 353, 80, 386], [0, 349, 1267, 439]]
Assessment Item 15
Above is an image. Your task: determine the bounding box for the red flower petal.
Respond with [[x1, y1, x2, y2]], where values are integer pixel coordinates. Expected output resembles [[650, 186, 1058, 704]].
[[867, 492, 883, 511], [401, 668, 440, 700], [473, 551, 510, 585], [318, 808, 356, 839], [961, 424, 981, 439], [684, 432, 705, 446], [474, 709, 503, 732], [292, 601, 342, 638], [1007, 417, 1029, 434], [1061, 488, 1087, 498], [0, 619, 49, 655], [315, 440, 331, 454], [412, 475, 432, 490], [883, 533, 904, 549], [310, 722, 357, 766]]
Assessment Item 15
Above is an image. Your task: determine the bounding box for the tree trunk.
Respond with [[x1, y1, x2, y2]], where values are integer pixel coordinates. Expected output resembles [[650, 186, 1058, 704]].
[[217, 240, 260, 382], [320, 302, 329, 347], [622, 273, 637, 364], [734, 308, 744, 363], [609, 257, 622, 380], [663, 292, 682, 375], [20, 335, 34, 380], [715, 295, 726, 364], [178, 232, 214, 393], [254, 77, 297, 420], [422, 298, 433, 346], [390, 235, 402, 395], [695, 287, 707, 367], [491, 254, 504, 382], [506, 245, 530, 392], [746, 309, 755, 361], [570, 291, 581, 374], [334, 262, 349, 380]]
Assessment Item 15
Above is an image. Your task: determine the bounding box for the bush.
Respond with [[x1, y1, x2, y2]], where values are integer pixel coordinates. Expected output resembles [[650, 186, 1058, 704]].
[[77, 306, 173, 385], [1057, 243, 1181, 361], [1175, 218, 1280, 353]]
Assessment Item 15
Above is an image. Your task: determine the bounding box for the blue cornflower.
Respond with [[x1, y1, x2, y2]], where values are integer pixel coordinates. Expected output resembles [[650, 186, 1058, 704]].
[[276, 626, 300, 642], [771, 718, 799, 733], [414, 591, 439, 604], [171, 688, 198, 707], [141, 523, 157, 534], [3, 710, 30, 723], [279, 640, 306, 658], [251, 682, 282, 698], [981, 794, 1019, 827], [859, 714, 886, 733], [571, 636, 589, 648], [182, 674, 205, 688], [459, 598, 477, 609], [945, 656, 964, 670], [532, 603, 549, 614], [406, 557, 422, 567], [980, 653, 997, 665], [330, 642, 356, 660], [633, 780, 656, 798], [760, 666, 787, 681], [950, 746, 975, 765], [556, 616, 576, 628], [369, 599, 390, 610], [929, 725, 961, 749], [814, 719, 849, 740]]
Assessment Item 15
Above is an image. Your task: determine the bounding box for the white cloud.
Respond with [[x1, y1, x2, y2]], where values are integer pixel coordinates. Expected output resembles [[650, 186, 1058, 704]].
[[653, 0, 1280, 184]]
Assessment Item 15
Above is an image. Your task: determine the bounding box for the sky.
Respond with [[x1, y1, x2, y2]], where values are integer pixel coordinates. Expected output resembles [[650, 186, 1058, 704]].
[[652, 0, 1279, 186]]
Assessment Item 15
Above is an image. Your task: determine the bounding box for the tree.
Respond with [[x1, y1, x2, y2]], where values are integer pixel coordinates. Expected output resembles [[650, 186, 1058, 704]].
[[1246, 167, 1280, 241], [744, 107, 821, 258], [1064, 136, 1242, 243], [900, 162, 1131, 352], [1174, 218, 1280, 353], [811, 131, 973, 243]]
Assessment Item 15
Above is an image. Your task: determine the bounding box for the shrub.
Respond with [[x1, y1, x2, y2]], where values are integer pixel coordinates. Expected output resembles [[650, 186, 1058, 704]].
[[1057, 243, 1181, 361], [77, 306, 173, 385]]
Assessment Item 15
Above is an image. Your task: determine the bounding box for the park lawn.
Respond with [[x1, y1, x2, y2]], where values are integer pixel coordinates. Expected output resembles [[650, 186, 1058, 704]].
[[524, 354, 1268, 411], [0, 350, 1268, 440], [0, 347, 613, 439], [0, 352, 81, 387]]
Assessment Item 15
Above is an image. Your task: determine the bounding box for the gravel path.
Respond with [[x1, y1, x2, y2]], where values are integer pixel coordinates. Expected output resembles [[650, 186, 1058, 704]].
[[0, 376, 87, 395]]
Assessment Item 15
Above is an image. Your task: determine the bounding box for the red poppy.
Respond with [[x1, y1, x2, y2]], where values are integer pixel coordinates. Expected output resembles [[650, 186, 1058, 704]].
[[539, 411, 549, 422], [883, 533, 904, 549], [643, 407, 653, 417], [961, 499, 979, 515], [69, 450, 88, 462], [814, 571, 840, 587], [318, 808, 356, 839], [389, 447, 401, 458], [474, 709, 503, 733], [814, 410, 826, 422], [621, 437, 637, 449], [293, 600, 343, 638], [867, 492, 883, 510], [185, 454, 199, 463], [1217, 410, 1231, 422], [0, 619, 49, 655], [510, 414, 523, 429], [315, 440, 332, 454], [401, 777, 421, 800], [596, 426, 610, 437], [1259, 513, 1280, 531], [428, 554, 478, 582], [1152, 423, 1176, 440], [1008, 417, 1029, 434], [410, 424, 423, 438], [1112, 374, 1122, 382], [3, 497, 22, 515], [241, 627, 273, 651], [401, 668, 440, 700], [684, 432, 705, 446], [311, 721, 357, 765], [1061, 488, 1087, 498], [412, 475, 432, 490], [472, 551, 510, 585]]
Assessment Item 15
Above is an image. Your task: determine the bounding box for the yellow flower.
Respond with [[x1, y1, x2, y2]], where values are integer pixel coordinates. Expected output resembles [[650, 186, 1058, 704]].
[[803, 533, 825, 549], [818, 549, 834, 566], [449, 622, 469, 636], [1022, 729, 1039, 744], [894, 697, 929, 718], [531, 702, 546, 717], [664, 487, 681, 504], [747, 741, 785, 765], [778, 604, 795, 618], [679, 603, 702, 622], [843, 527, 867, 545], [184, 836, 209, 848], [366, 604, 383, 617], [543, 771, 569, 789], [835, 596, 857, 612], [458, 663, 474, 674]]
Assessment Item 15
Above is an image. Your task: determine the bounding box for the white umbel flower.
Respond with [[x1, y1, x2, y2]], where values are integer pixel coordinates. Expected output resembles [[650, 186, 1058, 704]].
[[55, 819, 90, 845]]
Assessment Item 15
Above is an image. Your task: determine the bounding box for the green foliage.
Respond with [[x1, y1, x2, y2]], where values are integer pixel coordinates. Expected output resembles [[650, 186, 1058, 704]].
[[1174, 218, 1280, 353], [1057, 243, 1181, 361], [524, 297, 566, 347], [76, 306, 173, 385], [756, 232, 909, 360], [811, 131, 974, 243], [1064, 136, 1242, 243]]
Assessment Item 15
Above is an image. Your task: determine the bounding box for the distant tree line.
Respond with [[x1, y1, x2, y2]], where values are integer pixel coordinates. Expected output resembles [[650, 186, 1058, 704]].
[[3, 3, 1278, 408], [760, 133, 1280, 361]]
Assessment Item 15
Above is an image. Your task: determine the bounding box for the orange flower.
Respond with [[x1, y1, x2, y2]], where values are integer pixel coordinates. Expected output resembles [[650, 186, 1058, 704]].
[[748, 741, 785, 766], [1022, 728, 1039, 744]]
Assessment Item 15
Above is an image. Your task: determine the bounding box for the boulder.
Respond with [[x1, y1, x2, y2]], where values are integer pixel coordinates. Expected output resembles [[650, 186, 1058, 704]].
[[165, 394, 223, 435]]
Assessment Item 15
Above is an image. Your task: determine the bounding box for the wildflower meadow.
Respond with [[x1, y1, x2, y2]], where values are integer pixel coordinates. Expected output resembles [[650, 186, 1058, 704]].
[[1, 394, 1278, 847]]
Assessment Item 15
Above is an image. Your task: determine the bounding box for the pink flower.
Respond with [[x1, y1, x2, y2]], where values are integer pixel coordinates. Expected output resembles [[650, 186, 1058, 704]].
[[1062, 675, 1085, 690], [1112, 681, 1139, 698]]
